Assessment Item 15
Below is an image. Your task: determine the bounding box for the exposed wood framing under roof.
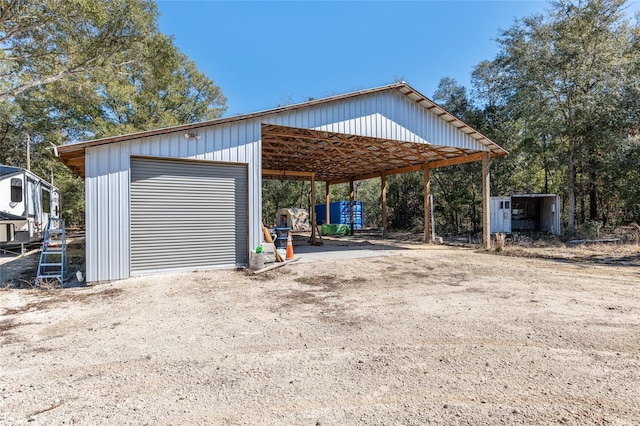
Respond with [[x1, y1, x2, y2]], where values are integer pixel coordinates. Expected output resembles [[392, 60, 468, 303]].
[[261, 124, 503, 184]]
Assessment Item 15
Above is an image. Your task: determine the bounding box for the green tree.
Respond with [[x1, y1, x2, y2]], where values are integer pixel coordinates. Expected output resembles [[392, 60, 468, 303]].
[[387, 172, 424, 231], [262, 179, 309, 227], [494, 0, 638, 232], [92, 32, 226, 137], [431, 77, 485, 234], [472, 59, 564, 197], [0, 0, 227, 225], [0, 0, 156, 102]]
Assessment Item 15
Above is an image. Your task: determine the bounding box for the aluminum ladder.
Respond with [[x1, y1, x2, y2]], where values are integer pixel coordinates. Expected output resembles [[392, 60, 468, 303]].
[[35, 217, 68, 287]]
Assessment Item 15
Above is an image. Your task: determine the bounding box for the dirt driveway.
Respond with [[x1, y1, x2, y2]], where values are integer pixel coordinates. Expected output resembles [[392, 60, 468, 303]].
[[1, 244, 639, 425]]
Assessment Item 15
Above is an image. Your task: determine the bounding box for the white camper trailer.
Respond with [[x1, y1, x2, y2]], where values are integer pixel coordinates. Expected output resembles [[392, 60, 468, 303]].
[[490, 194, 561, 236], [1, 165, 60, 248]]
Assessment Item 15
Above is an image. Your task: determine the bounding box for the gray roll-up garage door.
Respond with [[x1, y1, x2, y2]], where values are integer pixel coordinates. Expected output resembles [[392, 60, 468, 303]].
[[130, 157, 248, 275]]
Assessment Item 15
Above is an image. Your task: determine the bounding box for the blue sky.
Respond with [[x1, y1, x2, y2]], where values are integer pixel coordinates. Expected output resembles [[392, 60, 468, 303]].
[[156, 1, 640, 117]]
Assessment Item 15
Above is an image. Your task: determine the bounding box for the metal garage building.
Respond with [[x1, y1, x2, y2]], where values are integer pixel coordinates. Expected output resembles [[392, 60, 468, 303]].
[[54, 82, 507, 283]]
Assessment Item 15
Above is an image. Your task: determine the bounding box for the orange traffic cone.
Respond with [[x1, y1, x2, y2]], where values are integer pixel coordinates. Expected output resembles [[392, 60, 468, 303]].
[[285, 232, 294, 260]]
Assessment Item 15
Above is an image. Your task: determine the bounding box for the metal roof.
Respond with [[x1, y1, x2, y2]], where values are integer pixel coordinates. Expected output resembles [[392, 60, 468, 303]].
[[53, 82, 507, 179]]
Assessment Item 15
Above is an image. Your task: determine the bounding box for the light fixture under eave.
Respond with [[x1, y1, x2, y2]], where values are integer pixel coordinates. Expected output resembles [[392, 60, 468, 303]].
[[184, 132, 200, 140]]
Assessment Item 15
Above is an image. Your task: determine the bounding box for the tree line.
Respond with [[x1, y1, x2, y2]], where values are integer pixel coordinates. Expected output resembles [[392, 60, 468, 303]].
[[1, 0, 226, 223], [269, 0, 640, 237], [2, 1, 638, 237], [431, 0, 640, 236]]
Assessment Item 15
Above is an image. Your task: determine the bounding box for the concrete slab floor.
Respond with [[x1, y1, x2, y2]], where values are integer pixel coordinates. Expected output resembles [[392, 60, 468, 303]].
[[287, 232, 416, 263]]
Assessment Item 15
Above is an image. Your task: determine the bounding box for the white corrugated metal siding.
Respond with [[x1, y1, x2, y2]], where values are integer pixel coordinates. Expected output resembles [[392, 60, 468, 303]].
[[540, 195, 561, 235], [261, 89, 488, 152], [130, 157, 247, 274]]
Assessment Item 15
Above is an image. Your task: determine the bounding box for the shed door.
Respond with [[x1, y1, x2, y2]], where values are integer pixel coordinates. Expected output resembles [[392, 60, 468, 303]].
[[490, 196, 511, 234], [130, 157, 248, 275], [553, 195, 561, 236]]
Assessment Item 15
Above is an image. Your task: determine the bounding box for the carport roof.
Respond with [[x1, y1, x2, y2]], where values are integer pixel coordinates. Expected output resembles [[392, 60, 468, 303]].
[[53, 82, 507, 180]]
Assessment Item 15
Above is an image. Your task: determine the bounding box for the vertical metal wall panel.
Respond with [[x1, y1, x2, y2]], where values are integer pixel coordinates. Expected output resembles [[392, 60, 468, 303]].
[[85, 154, 97, 282], [130, 157, 247, 274], [85, 144, 130, 282], [262, 89, 487, 152]]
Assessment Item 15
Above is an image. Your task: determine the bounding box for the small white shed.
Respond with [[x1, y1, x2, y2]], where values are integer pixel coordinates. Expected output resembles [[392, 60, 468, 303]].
[[491, 194, 561, 235]]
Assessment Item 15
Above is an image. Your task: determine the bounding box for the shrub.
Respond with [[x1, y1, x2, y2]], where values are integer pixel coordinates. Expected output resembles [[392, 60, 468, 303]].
[[495, 233, 506, 252]]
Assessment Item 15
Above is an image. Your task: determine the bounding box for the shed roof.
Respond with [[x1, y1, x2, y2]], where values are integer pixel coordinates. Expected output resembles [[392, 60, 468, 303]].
[[54, 82, 507, 180]]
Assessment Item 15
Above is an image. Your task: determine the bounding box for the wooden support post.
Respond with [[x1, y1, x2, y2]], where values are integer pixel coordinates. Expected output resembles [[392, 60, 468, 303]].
[[381, 171, 387, 238], [325, 182, 331, 225], [262, 169, 315, 178], [349, 180, 355, 236], [482, 152, 491, 250], [423, 163, 431, 243], [311, 174, 317, 245]]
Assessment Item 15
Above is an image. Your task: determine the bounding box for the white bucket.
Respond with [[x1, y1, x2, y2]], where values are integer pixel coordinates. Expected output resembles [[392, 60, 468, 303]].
[[249, 252, 265, 271]]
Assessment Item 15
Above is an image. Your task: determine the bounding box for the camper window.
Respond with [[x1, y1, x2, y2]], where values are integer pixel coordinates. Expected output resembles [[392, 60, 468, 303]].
[[10, 178, 22, 202], [43, 189, 51, 213]]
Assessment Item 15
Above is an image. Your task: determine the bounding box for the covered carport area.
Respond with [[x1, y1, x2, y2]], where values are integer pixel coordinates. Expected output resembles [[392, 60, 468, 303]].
[[260, 86, 507, 250]]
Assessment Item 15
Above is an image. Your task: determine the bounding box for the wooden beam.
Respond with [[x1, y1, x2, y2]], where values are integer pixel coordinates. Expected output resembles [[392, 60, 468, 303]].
[[262, 169, 315, 178], [263, 143, 339, 161], [381, 171, 387, 238], [263, 122, 495, 184], [265, 134, 366, 156], [325, 147, 481, 185], [428, 151, 486, 169], [349, 180, 355, 236], [423, 163, 431, 243], [325, 182, 331, 225], [482, 152, 491, 250], [311, 173, 317, 244], [384, 163, 425, 176], [328, 163, 425, 185], [263, 124, 416, 151], [63, 156, 86, 166]]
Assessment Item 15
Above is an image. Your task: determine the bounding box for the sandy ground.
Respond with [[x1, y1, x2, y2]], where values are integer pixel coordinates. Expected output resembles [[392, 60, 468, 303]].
[[1, 241, 639, 425]]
